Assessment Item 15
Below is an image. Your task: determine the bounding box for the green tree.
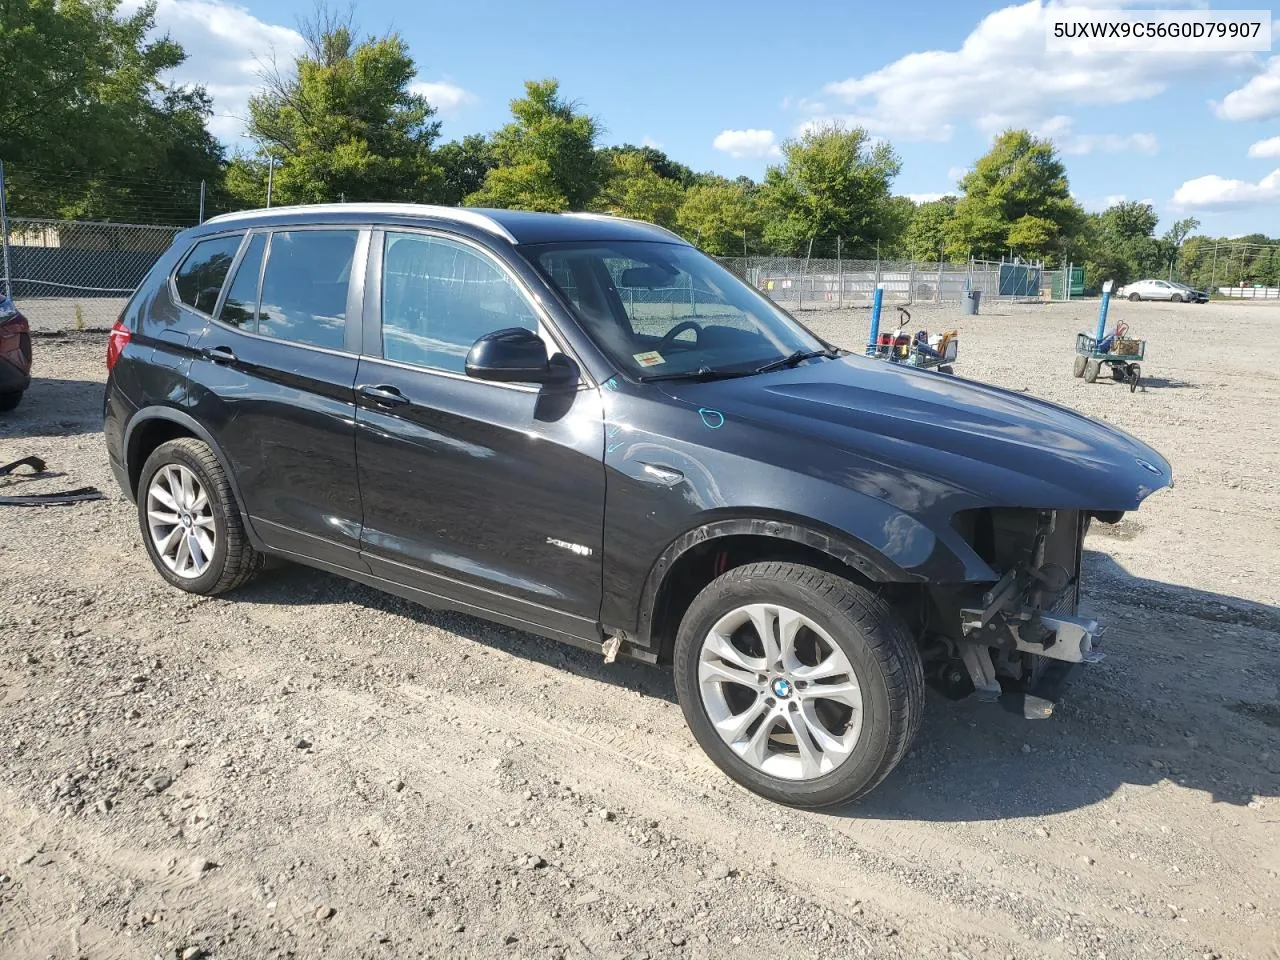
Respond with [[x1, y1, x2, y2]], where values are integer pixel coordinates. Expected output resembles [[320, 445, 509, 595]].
[[946, 130, 1084, 260], [232, 11, 441, 206], [598, 144, 695, 187], [436, 134, 495, 206], [591, 150, 684, 227], [903, 196, 957, 260], [675, 179, 761, 255], [0, 0, 224, 222], [757, 123, 903, 257], [466, 79, 602, 212]]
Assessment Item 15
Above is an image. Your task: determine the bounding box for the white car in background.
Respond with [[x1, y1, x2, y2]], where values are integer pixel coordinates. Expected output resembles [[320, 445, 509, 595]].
[[1116, 278, 1193, 302]]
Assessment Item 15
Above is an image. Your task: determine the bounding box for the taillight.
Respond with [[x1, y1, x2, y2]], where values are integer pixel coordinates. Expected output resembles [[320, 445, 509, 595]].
[[107, 317, 132, 371]]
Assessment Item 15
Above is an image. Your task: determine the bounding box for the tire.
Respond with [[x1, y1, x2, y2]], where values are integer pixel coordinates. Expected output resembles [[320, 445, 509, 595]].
[[673, 562, 924, 808], [938, 364, 954, 375], [137, 437, 265, 595], [1083, 358, 1101, 383], [1128, 293, 1141, 302], [1111, 364, 1125, 381], [1128, 363, 1141, 393], [1072, 355, 1087, 378], [1171, 294, 1183, 303], [0, 391, 22, 412]]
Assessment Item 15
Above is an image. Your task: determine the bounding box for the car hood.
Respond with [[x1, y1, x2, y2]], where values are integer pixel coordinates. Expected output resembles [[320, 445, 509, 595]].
[[657, 354, 1172, 512]]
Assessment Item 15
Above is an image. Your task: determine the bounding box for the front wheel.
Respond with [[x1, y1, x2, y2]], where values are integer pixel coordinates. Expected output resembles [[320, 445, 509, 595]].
[[0, 391, 22, 412], [673, 562, 924, 808], [137, 437, 265, 595], [1171, 294, 1183, 303], [1128, 293, 1142, 302], [1083, 358, 1101, 383]]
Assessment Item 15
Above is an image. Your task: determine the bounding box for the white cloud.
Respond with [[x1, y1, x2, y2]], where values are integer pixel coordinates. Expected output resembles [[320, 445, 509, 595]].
[[1216, 56, 1280, 121], [1060, 131, 1159, 155], [1172, 169, 1280, 207], [641, 136, 663, 149], [1248, 136, 1280, 159], [121, 0, 304, 144], [816, 0, 1248, 141], [408, 80, 476, 113], [712, 129, 781, 159], [946, 165, 968, 183], [906, 192, 946, 203], [1022, 114, 1158, 154]]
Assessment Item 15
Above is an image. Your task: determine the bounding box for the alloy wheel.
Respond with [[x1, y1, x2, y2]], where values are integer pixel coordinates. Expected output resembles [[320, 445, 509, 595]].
[[697, 603, 864, 781], [146, 464, 216, 579]]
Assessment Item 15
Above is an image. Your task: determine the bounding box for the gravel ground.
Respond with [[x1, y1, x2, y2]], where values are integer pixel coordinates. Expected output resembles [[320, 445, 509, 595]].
[[1, 299, 1277, 960]]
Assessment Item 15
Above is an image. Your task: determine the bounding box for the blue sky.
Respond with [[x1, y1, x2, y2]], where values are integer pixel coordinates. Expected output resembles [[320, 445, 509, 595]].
[[139, 0, 1280, 235]]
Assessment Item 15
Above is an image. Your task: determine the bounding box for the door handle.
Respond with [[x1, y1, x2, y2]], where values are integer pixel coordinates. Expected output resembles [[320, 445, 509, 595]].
[[201, 345, 237, 365], [358, 384, 410, 407]]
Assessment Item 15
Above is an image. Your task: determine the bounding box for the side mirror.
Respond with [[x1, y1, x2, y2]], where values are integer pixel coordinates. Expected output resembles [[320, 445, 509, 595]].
[[465, 327, 573, 385]]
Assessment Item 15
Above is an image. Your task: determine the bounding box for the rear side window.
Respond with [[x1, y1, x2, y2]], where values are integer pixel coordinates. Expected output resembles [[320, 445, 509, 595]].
[[173, 234, 243, 314], [218, 234, 266, 329], [257, 230, 358, 350]]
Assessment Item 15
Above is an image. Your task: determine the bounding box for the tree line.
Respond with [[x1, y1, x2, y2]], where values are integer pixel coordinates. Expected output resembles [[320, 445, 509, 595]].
[[3, 0, 1278, 292]]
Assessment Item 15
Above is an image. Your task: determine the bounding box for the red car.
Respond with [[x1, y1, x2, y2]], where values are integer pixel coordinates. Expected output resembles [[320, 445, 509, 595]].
[[0, 295, 32, 411]]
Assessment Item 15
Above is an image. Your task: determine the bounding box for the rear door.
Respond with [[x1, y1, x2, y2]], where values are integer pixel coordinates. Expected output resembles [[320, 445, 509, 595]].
[[187, 226, 369, 569], [353, 227, 606, 640]]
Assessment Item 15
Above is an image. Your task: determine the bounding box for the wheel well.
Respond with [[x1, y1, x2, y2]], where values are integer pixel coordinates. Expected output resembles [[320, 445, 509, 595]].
[[647, 534, 920, 665], [127, 418, 197, 495]]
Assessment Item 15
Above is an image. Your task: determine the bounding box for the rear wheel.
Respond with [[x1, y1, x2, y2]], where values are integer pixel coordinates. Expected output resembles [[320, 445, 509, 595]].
[[137, 437, 265, 595], [1072, 355, 1087, 378], [673, 562, 924, 808], [0, 391, 22, 412], [1083, 358, 1101, 383], [1128, 363, 1141, 393], [1111, 364, 1125, 381]]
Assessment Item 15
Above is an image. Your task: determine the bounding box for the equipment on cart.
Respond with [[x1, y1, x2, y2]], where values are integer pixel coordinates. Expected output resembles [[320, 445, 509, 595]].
[[865, 288, 958, 374], [1072, 281, 1145, 392]]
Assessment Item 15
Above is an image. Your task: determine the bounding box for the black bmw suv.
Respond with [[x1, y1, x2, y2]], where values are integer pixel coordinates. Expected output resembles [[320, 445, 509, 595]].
[[105, 204, 1171, 807]]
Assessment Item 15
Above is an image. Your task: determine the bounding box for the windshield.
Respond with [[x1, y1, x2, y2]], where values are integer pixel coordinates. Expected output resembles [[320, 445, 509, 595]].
[[526, 240, 826, 379]]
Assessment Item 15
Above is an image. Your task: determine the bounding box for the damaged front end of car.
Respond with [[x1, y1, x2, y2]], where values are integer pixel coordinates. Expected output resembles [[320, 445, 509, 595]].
[[923, 506, 1130, 718]]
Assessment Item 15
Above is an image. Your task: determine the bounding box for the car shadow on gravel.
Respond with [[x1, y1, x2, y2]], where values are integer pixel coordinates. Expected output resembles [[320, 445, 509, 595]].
[[0, 377, 105, 439], [231, 556, 1277, 823], [234, 564, 679, 702]]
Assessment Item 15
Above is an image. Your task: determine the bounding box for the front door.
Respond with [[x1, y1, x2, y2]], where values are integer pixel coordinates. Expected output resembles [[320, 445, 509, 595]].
[[353, 228, 605, 641]]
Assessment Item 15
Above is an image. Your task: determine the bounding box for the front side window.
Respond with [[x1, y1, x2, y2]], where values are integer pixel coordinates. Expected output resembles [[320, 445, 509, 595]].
[[527, 240, 823, 379], [381, 232, 538, 373], [257, 230, 358, 350], [174, 234, 243, 314]]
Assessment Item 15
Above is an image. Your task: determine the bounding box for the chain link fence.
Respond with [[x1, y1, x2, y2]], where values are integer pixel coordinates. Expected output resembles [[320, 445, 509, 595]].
[[716, 257, 1069, 310], [1, 217, 183, 329]]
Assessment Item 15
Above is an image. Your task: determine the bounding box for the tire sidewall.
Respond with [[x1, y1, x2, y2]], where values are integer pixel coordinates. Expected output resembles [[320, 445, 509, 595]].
[[137, 441, 232, 595], [674, 571, 898, 807]]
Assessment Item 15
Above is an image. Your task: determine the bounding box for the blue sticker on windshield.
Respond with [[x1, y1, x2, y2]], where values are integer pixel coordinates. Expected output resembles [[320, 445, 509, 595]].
[[698, 408, 725, 429], [602, 376, 620, 392]]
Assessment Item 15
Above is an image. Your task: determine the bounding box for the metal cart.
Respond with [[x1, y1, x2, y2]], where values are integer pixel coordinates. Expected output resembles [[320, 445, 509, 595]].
[[867, 306, 958, 373], [1073, 324, 1144, 392]]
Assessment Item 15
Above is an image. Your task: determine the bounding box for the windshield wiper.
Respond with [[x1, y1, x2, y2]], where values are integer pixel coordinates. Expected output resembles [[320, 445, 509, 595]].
[[638, 366, 756, 383], [755, 348, 839, 374]]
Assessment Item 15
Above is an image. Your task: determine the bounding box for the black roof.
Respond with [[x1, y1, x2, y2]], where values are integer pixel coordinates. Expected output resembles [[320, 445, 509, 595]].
[[196, 203, 688, 247]]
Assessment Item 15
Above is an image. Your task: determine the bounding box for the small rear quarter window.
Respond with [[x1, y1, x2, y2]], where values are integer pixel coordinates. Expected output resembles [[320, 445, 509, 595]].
[[174, 234, 243, 315]]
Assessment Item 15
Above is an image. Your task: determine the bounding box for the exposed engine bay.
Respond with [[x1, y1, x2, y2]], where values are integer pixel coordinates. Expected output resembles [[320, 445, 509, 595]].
[[922, 508, 1110, 717]]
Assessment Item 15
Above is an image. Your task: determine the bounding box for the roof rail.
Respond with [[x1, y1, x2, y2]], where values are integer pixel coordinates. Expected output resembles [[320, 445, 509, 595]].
[[562, 212, 688, 244], [201, 203, 518, 244]]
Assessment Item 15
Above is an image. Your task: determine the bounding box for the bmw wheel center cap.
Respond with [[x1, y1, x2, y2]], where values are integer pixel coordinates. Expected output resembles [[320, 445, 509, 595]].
[[771, 677, 793, 699]]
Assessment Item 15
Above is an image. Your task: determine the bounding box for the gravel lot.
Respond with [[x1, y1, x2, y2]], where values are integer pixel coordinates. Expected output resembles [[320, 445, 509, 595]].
[[1, 298, 1277, 960]]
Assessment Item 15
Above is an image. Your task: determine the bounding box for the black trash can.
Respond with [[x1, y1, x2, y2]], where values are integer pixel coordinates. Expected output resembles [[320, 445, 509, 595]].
[[962, 289, 981, 315]]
